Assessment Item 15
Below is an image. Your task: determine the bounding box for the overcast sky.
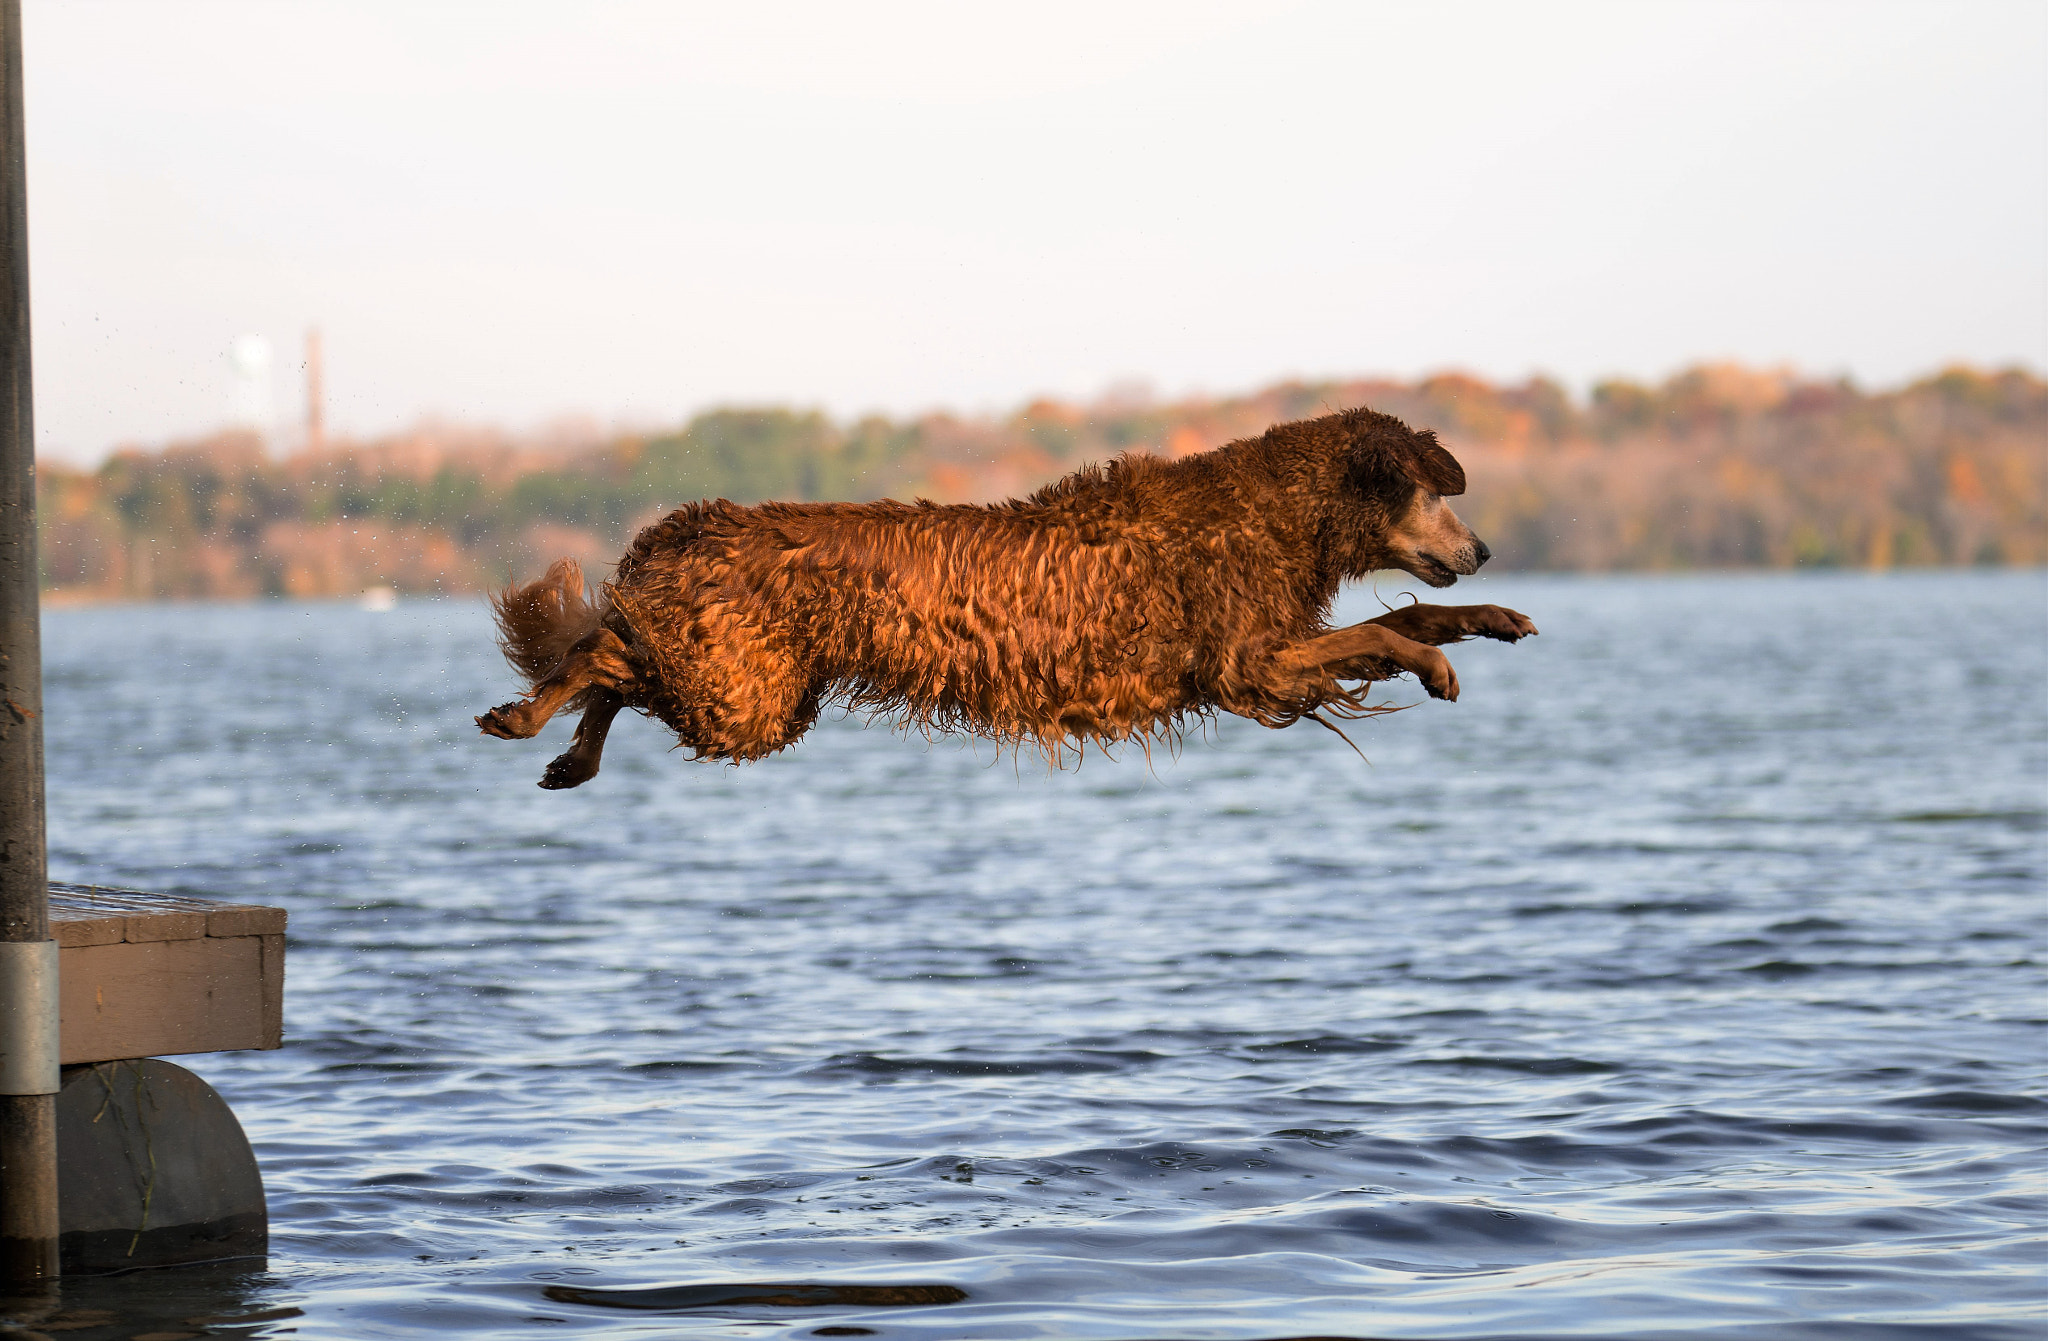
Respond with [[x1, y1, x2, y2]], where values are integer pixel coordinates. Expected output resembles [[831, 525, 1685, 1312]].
[[24, 0, 2048, 462]]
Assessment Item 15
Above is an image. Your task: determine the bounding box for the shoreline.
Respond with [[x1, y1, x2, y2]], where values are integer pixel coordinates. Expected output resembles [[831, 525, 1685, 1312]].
[[37, 563, 2048, 610]]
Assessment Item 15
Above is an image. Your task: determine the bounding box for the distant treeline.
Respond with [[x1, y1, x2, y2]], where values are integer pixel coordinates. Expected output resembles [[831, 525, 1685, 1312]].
[[35, 363, 2046, 601]]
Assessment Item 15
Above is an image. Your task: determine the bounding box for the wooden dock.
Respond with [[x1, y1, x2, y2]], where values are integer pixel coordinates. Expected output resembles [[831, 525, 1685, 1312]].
[[43, 884, 286, 1270], [49, 883, 284, 1063]]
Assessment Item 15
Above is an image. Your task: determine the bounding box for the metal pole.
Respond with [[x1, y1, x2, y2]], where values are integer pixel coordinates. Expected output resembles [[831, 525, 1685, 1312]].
[[0, 0, 58, 1285]]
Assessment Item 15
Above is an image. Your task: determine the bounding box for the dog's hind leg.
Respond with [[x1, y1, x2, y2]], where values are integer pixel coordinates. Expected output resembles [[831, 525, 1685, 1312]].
[[477, 626, 639, 740], [537, 688, 624, 790]]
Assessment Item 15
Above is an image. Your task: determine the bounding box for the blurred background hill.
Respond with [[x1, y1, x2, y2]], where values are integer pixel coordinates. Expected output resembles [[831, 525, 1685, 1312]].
[[36, 361, 2044, 602], [26, 3, 2043, 602]]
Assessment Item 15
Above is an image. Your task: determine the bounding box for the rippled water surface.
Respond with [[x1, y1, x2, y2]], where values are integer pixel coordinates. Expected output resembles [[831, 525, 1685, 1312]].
[[25, 570, 2048, 1339]]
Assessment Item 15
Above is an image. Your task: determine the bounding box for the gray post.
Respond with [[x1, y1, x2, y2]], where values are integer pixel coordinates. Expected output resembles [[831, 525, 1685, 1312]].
[[0, 0, 58, 1285]]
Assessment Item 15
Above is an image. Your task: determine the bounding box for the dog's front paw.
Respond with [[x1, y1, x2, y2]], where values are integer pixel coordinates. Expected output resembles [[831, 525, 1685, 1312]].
[[1415, 647, 1460, 701], [1469, 605, 1538, 642]]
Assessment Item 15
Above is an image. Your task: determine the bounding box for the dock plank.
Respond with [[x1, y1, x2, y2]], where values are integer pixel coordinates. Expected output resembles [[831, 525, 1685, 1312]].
[[49, 883, 286, 1063]]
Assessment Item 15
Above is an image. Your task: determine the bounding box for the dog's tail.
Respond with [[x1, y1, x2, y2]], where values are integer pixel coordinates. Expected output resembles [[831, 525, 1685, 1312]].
[[490, 558, 606, 691]]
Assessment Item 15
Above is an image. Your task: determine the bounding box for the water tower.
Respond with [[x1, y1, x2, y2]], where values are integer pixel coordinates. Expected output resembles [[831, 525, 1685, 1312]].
[[228, 332, 273, 448]]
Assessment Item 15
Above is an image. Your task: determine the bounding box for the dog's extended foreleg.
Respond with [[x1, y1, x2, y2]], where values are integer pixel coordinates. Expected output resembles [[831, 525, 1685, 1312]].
[[1271, 622, 1461, 701], [538, 688, 624, 790], [1362, 603, 1538, 647], [477, 627, 637, 740]]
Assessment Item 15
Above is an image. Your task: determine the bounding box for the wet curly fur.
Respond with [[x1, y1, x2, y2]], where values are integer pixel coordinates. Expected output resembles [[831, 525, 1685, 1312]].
[[477, 407, 1537, 789]]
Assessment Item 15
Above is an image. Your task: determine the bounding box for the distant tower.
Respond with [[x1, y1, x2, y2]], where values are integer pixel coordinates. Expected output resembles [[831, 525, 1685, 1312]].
[[229, 333, 274, 443], [304, 327, 325, 453]]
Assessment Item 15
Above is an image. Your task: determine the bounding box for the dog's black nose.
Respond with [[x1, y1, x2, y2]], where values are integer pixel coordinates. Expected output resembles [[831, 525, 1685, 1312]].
[[1474, 537, 1492, 568]]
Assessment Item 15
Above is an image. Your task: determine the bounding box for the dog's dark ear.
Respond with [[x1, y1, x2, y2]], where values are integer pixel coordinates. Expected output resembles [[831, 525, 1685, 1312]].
[[1406, 431, 1466, 497], [1347, 438, 1413, 509]]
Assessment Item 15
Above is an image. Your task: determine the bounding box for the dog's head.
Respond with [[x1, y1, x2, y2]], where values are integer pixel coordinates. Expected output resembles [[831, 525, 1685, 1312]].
[[1336, 410, 1490, 587]]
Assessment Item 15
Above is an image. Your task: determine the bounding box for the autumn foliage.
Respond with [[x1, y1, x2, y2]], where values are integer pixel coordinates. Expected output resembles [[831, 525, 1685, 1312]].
[[35, 364, 2045, 602]]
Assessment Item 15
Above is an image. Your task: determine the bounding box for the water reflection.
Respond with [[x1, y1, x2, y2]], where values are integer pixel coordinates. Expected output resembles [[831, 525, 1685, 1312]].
[[1, 1262, 297, 1340]]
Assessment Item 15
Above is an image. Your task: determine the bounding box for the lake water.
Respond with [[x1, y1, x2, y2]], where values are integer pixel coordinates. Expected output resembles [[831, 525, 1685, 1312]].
[[25, 569, 2048, 1340]]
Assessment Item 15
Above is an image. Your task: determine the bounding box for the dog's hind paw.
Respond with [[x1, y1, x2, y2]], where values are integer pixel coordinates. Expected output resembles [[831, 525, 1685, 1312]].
[[538, 749, 598, 789], [476, 702, 537, 739]]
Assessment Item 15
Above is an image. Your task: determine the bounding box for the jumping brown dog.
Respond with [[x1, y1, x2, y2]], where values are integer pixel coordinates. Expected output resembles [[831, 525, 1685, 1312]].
[[477, 406, 1536, 788]]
